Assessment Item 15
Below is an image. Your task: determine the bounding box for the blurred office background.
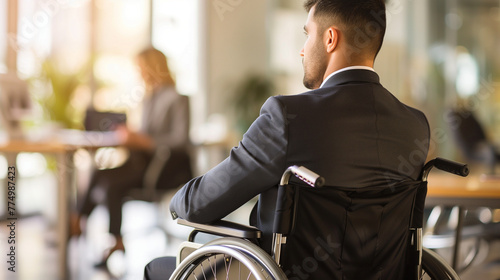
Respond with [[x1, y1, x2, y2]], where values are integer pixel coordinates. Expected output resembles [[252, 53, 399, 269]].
[[0, 0, 500, 279]]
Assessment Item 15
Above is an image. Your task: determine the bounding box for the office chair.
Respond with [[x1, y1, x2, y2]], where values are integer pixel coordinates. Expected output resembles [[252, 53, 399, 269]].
[[83, 108, 193, 241], [447, 108, 500, 174], [438, 108, 500, 271], [83, 108, 192, 200]]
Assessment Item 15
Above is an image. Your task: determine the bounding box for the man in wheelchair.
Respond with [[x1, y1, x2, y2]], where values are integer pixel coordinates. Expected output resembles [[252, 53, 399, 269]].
[[144, 0, 432, 279]]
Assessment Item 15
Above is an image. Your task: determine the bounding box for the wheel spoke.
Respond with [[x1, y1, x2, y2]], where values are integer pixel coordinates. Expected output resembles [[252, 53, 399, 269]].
[[172, 240, 287, 280], [207, 256, 217, 278], [200, 262, 207, 279], [246, 270, 252, 280], [224, 255, 232, 279]]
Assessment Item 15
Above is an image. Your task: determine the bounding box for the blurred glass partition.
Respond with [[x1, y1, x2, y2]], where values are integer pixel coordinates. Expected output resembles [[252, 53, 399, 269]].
[[423, 0, 500, 162]]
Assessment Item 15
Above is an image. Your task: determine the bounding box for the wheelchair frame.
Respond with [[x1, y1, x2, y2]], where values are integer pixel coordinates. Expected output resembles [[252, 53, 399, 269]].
[[169, 158, 468, 280]]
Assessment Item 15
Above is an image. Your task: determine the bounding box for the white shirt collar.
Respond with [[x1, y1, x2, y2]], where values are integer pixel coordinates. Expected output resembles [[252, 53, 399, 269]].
[[319, 66, 375, 88]]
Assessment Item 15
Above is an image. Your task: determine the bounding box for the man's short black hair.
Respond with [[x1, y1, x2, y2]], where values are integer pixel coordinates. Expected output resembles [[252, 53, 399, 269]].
[[304, 0, 386, 59]]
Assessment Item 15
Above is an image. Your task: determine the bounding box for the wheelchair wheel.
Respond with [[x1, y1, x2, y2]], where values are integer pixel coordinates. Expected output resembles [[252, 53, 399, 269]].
[[170, 237, 286, 280], [421, 248, 460, 280]]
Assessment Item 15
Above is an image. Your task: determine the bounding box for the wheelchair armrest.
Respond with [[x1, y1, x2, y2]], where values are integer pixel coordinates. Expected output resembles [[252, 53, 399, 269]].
[[177, 218, 262, 240]]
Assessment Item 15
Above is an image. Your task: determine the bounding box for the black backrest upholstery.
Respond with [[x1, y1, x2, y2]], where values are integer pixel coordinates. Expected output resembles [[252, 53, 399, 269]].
[[281, 180, 426, 280]]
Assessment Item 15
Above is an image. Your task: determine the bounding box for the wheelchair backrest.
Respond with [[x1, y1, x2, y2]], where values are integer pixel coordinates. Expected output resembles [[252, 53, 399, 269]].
[[279, 180, 426, 280]]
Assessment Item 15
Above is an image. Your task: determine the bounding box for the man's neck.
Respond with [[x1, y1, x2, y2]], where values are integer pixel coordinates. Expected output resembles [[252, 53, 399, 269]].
[[319, 65, 375, 88], [323, 58, 374, 78]]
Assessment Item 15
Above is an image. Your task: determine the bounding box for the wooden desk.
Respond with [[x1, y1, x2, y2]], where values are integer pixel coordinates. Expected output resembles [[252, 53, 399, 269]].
[[427, 172, 500, 207], [426, 172, 500, 270], [0, 139, 76, 280], [0, 131, 119, 279]]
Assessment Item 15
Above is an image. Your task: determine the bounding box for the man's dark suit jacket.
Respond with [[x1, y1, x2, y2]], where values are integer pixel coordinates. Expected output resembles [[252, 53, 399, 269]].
[[170, 69, 430, 278]]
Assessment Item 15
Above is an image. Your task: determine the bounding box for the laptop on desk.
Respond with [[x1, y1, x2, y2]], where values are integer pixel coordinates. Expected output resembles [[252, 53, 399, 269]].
[[84, 109, 127, 132]]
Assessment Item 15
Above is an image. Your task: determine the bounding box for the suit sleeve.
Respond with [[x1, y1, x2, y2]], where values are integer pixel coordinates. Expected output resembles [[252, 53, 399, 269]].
[[170, 97, 288, 223]]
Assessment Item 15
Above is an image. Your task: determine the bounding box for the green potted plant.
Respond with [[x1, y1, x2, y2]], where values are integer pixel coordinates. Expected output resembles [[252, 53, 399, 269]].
[[232, 73, 274, 135], [36, 59, 90, 129]]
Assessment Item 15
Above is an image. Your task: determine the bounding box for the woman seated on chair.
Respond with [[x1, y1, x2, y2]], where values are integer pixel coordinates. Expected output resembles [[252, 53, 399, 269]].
[[72, 47, 192, 267]]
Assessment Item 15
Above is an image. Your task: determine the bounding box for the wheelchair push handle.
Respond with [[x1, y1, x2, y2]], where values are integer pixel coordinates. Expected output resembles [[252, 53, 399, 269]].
[[272, 165, 324, 265], [273, 165, 324, 237], [433, 157, 469, 176], [421, 157, 469, 181], [280, 165, 325, 187]]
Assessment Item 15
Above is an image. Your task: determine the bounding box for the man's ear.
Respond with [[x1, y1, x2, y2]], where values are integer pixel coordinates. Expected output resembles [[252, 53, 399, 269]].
[[325, 27, 338, 53]]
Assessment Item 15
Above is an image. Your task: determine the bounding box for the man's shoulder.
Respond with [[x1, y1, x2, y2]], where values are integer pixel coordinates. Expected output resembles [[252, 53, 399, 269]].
[[271, 85, 350, 109], [272, 88, 326, 102], [402, 103, 429, 127]]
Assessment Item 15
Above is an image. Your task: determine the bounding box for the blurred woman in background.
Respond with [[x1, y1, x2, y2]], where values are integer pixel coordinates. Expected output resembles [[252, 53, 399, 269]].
[[73, 47, 192, 267]]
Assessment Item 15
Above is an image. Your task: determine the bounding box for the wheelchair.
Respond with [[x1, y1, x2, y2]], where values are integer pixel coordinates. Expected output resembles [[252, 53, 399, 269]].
[[168, 158, 469, 280]]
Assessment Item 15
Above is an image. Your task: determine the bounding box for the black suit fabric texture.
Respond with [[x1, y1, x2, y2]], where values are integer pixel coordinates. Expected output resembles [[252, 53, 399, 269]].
[[169, 69, 430, 279]]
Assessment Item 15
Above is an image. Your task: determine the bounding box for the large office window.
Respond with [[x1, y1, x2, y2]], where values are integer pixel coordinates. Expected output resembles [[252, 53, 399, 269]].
[[92, 0, 150, 128], [0, 0, 6, 73], [0, 0, 153, 129], [152, 0, 199, 97], [16, 0, 54, 78]]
